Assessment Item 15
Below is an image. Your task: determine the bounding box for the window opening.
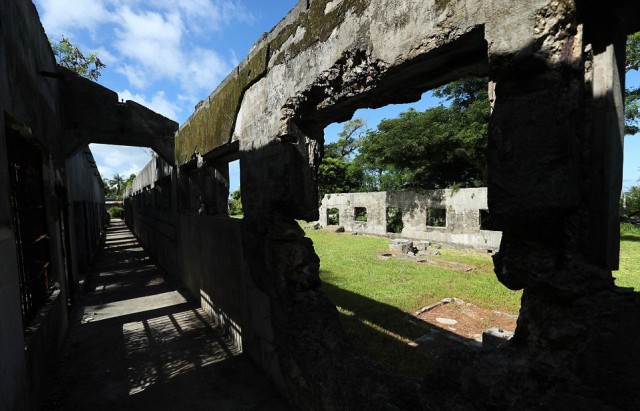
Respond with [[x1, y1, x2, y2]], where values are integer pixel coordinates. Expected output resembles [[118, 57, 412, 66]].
[[6, 128, 53, 329], [354, 207, 367, 222], [311, 71, 521, 380], [327, 208, 340, 225], [228, 159, 242, 218], [426, 208, 447, 227], [386, 207, 403, 233]]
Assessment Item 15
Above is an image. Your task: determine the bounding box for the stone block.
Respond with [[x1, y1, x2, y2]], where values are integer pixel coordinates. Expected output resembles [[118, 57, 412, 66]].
[[482, 327, 514, 350], [389, 239, 413, 254]]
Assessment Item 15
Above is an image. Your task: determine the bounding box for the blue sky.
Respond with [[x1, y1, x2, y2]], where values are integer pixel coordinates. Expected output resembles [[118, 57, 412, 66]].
[[34, 0, 640, 193]]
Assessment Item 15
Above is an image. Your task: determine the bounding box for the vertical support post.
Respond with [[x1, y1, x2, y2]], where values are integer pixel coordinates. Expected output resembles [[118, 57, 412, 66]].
[[582, 22, 626, 270]]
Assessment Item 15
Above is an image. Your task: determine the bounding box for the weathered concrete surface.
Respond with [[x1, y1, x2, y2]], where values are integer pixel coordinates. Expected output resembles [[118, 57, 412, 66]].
[[0, 1, 176, 409], [122, 0, 640, 409], [319, 189, 501, 251], [43, 220, 289, 411], [59, 67, 179, 164]]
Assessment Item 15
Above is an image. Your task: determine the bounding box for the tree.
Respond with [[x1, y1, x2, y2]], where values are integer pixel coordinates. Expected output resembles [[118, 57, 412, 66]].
[[625, 32, 640, 135], [50, 36, 105, 80], [318, 118, 367, 198], [228, 189, 243, 216], [122, 174, 136, 192], [622, 185, 640, 218], [358, 77, 489, 190], [324, 118, 366, 158], [109, 173, 125, 198]]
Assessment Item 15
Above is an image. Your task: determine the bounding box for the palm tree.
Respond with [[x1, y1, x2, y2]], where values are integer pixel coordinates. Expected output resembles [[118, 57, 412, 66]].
[[110, 173, 125, 199]]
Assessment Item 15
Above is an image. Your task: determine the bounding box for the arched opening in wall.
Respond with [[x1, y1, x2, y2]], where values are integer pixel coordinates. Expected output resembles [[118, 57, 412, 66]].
[[307, 66, 521, 377]]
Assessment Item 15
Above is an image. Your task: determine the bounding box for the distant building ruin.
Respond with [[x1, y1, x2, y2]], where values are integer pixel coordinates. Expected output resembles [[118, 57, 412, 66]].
[[319, 188, 501, 251]]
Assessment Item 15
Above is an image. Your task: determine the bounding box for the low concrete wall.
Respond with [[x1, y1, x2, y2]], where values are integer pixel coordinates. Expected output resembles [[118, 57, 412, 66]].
[[124, 203, 282, 388], [319, 188, 502, 251], [23, 290, 67, 411]]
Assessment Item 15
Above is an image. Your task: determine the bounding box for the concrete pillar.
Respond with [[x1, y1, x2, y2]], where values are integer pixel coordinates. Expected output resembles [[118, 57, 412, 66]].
[[582, 20, 626, 270]]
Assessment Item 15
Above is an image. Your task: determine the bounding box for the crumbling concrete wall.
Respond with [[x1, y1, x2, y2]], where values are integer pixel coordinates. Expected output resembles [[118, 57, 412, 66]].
[[122, 0, 640, 409], [0, 2, 69, 409], [319, 188, 501, 251], [66, 147, 107, 291], [123, 156, 283, 383], [0, 2, 152, 409]]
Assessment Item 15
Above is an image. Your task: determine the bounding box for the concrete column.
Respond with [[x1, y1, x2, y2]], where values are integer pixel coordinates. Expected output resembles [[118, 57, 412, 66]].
[[582, 22, 626, 270], [209, 163, 228, 215]]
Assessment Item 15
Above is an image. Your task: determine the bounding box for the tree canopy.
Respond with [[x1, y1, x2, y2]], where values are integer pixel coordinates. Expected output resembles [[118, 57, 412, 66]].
[[626, 32, 640, 135], [359, 77, 489, 190], [49, 36, 105, 81], [104, 173, 135, 199], [318, 33, 640, 197]]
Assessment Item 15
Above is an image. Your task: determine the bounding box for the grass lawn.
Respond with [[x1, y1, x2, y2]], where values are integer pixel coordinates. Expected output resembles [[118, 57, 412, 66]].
[[614, 223, 640, 289], [304, 224, 640, 377]]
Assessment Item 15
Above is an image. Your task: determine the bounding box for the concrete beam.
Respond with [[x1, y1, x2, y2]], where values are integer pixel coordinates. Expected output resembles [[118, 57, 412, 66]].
[[58, 67, 178, 164]]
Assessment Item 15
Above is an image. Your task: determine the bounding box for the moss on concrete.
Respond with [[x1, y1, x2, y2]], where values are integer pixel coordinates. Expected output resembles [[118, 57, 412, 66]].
[[175, 45, 268, 164], [270, 0, 370, 65], [174, 0, 371, 164]]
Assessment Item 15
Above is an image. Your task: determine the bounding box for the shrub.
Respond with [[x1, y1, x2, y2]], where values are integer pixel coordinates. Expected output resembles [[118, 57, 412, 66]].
[[109, 207, 124, 219]]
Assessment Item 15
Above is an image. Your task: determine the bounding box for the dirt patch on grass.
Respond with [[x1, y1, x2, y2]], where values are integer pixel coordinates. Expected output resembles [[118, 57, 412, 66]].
[[406, 298, 517, 358]]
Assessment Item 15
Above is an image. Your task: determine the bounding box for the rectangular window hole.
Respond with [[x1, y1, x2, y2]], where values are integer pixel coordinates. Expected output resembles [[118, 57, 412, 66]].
[[355, 207, 367, 222], [427, 208, 446, 227], [480, 209, 499, 231], [386, 207, 403, 233], [228, 159, 242, 218], [327, 208, 340, 225]]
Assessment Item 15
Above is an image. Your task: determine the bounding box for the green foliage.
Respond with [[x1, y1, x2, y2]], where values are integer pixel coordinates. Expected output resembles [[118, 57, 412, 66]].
[[359, 77, 489, 190], [49, 36, 105, 80], [103, 173, 135, 200], [108, 207, 124, 219], [109, 173, 125, 198], [386, 207, 403, 233], [318, 157, 364, 198], [615, 223, 640, 290], [621, 186, 640, 218], [626, 33, 640, 135], [318, 118, 369, 199], [327, 208, 340, 225], [324, 118, 365, 158], [228, 189, 243, 216]]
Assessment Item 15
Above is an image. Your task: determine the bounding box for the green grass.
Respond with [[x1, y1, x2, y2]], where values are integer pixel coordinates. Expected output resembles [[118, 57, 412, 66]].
[[614, 223, 640, 289], [304, 228, 520, 377], [305, 224, 640, 377]]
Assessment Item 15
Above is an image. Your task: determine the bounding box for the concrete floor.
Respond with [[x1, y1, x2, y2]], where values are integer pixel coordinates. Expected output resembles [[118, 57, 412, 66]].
[[44, 219, 290, 411]]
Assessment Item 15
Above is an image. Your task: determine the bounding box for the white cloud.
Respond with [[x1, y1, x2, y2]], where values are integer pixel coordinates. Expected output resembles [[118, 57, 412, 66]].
[[116, 65, 149, 89], [38, 0, 112, 37], [93, 47, 118, 65], [110, 6, 232, 93], [117, 89, 181, 121], [113, 7, 184, 79], [90, 144, 153, 180], [36, 0, 252, 121], [181, 48, 230, 94]]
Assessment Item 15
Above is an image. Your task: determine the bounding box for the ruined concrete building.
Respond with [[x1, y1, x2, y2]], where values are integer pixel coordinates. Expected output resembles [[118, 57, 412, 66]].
[[319, 189, 502, 251], [2, 0, 640, 409]]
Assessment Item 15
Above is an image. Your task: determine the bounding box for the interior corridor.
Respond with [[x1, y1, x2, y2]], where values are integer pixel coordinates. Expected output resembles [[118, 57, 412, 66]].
[[43, 219, 289, 411]]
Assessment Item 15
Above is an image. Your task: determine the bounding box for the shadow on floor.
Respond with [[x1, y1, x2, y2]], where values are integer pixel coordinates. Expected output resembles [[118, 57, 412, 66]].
[[44, 220, 290, 411], [321, 271, 481, 378]]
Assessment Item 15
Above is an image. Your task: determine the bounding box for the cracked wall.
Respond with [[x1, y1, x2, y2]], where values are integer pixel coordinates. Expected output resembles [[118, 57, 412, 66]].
[[124, 0, 640, 409], [319, 188, 501, 251]]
